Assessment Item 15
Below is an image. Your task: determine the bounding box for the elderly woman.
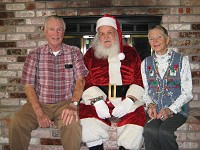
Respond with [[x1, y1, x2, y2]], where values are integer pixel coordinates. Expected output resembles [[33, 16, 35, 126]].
[[141, 25, 193, 150]]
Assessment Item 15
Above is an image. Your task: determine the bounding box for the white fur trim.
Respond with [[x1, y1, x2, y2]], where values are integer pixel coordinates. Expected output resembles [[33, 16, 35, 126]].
[[126, 84, 145, 113], [126, 84, 144, 101], [96, 17, 117, 31], [128, 100, 144, 113], [118, 52, 125, 60], [117, 124, 144, 149], [86, 139, 103, 148], [110, 97, 121, 107], [82, 86, 107, 104], [80, 118, 110, 146], [108, 56, 122, 85]]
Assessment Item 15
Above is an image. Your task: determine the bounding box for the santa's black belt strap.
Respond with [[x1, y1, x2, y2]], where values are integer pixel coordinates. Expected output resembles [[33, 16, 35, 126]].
[[98, 84, 130, 99]]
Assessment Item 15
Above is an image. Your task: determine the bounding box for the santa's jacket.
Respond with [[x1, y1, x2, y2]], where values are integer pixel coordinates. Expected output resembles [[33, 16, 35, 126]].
[[80, 44, 145, 125], [84, 44, 143, 89]]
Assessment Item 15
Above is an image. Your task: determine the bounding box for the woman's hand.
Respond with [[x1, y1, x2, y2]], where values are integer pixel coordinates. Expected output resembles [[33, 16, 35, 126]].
[[157, 108, 173, 121], [147, 103, 157, 119]]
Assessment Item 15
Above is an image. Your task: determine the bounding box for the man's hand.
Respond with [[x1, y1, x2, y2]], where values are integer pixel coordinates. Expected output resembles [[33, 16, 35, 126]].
[[24, 84, 54, 128], [94, 100, 111, 119], [35, 110, 52, 128], [112, 97, 133, 118], [61, 104, 79, 125]]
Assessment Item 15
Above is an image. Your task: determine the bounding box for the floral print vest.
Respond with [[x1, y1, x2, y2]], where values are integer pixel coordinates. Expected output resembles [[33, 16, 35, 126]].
[[144, 51, 189, 117]]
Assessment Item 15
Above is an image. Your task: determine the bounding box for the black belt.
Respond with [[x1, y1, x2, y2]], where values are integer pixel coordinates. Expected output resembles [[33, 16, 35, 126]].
[[98, 85, 130, 98]]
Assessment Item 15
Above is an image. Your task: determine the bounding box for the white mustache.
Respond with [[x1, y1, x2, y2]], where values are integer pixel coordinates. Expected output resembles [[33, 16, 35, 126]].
[[104, 40, 111, 42]]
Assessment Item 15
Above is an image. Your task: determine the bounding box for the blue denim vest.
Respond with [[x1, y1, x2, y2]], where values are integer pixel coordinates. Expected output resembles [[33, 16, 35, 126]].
[[145, 51, 188, 117]]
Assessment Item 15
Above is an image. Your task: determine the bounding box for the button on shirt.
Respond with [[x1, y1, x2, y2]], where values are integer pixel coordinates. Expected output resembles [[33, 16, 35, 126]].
[[21, 43, 88, 104]]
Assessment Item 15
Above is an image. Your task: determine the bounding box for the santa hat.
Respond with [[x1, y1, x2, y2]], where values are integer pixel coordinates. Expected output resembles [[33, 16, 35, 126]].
[[96, 14, 125, 60]]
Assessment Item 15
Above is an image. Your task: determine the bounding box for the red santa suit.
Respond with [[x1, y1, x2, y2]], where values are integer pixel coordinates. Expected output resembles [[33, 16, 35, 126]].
[[79, 14, 146, 149]]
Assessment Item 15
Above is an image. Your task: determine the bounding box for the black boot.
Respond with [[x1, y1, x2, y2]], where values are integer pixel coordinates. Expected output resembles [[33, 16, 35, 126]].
[[119, 146, 127, 150], [89, 144, 104, 150]]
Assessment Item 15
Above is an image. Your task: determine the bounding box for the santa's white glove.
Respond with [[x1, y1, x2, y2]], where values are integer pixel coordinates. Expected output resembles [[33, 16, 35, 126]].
[[112, 97, 133, 118], [94, 100, 111, 119]]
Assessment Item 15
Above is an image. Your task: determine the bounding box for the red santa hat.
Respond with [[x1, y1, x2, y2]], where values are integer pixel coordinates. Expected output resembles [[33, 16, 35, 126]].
[[96, 14, 125, 60]]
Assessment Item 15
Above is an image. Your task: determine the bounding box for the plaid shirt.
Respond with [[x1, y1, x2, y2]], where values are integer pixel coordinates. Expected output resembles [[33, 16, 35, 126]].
[[21, 43, 88, 103]]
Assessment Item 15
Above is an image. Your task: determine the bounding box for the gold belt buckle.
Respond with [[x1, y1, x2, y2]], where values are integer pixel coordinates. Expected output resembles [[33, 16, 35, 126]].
[[108, 84, 116, 99]]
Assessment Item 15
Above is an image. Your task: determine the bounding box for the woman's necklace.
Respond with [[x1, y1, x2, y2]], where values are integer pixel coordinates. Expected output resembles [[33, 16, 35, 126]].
[[153, 51, 172, 99]]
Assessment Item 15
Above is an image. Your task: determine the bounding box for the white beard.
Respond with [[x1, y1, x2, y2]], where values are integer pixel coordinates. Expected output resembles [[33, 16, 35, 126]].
[[92, 34, 120, 59]]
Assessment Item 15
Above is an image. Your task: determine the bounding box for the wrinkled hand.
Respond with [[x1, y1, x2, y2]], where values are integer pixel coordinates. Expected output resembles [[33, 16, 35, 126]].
[[35, 110, 52, 128], [157, 108, 172, 121], [61, 104, 79, 125], [94, 100, 111, 119], [147, 103, 157, 119], [112, 98, 133, 118]]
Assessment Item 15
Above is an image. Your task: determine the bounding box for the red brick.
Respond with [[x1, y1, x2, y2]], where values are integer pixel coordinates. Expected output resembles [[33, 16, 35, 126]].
[[0, 3, 6, 11], [103, 8, 125, 15], [17, 56, 26, 62], [181, 0, 200, 6], [192, 71, 200, 78], [187, 115, 200, 124], [171, 39, 190, 46], [179, 48, 200, 54], [26, 2, 36, 10], [189, 123, 200, 131], [10, 93, 27, 98], [0, 42, 16, 48], [112, 1, 133, 6], [180, 32, 200, 38], [0, 12, 14, 18], [27, 33, 45, 40], [90, 0, 112, 7], [179, 8, 183, 13], [57, 10, 78, 17], [8, 78, 21, 84], [157, 0, 180, 6], [3, 145, 10, 150], [147, 8, 169, 15], [178, 141, 199, 149], [79, 9, 101, 16], [0, 64, 7, 70], [125, 8, 147, 15], [186, 7, 192, 13], [192, 56, 200, 62], [192, 24, 200, 30], [7, 49, 27, 55], [176, 132, 187, 141], [162, 15, 179, 22], [135, 0, 157, 6], [46, 2, 67, 9], [66, 1, 89, 8], [0, 19, 25, 26], [192, 79, 200, 86], [40, 138, 62, 145], [187, 132, 200, 140]]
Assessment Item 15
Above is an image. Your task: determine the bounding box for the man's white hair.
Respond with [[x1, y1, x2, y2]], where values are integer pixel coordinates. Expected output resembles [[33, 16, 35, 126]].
[[44, 15, 66, 31], [91, 33, 120, 59]]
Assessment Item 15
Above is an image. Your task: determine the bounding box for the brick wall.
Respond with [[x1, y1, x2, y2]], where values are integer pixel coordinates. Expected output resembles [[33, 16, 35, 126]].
[[0, 0, 200, 150]]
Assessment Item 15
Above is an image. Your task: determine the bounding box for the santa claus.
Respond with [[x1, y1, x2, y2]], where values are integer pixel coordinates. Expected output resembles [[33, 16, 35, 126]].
[[79, 14, 146, 150]]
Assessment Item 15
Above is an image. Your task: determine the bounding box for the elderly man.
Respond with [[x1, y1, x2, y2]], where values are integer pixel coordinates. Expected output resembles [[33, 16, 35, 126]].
[[9, 15, 88, 150], [79, 14, 146, 150]]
